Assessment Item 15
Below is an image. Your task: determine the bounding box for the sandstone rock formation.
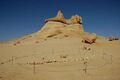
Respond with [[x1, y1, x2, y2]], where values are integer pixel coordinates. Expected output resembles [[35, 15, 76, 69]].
[[45, 10, 66, 24], [38, 10, 84, 39], [31, 10, 100, 44], [38, 21, 84, 39], [66, 15, 82, 24], [45, 10, 82, 25]]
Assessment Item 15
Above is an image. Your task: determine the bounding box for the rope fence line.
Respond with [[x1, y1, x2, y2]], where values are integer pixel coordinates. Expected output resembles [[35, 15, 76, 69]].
[[0, 49, 113, 75], [16, 55, 112, 74]]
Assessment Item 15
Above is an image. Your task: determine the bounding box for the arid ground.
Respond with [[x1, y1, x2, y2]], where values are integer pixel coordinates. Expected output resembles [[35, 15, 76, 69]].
[[0, 11, 120, 80]]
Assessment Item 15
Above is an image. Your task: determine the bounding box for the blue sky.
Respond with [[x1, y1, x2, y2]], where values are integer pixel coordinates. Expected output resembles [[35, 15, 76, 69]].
[[0, 0, 120, 41]]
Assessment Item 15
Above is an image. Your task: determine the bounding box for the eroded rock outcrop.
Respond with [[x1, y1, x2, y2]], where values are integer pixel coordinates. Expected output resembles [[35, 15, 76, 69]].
[[38, 21, 84, 39], [66, 15, 82, 24], [45, 10, 82, 25], [45, 10, 66, 24], [38, 10, 84, 39]]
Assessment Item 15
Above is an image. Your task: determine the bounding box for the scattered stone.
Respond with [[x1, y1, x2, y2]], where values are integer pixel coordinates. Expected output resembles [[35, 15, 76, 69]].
[[35, 41, 39, 43], [107, 36, 119, 41], [63, 59, 69, 62], [13, 41, 21, 46], [53, 59, 57, 62], [45, 60, 53, 63], [42, 57, 45, 60], [83, 46, 91, 50], [60, 54, 68, 58], [64, 34, 69, 37], [38, 62, 44, 64]]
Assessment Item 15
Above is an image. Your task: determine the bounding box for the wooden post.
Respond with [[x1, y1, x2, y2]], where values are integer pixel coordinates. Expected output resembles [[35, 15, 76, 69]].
[[110, 55, 112, 64], [82, 58, 88, 74], [33, 62, 36, 75], [11, 56, 14, 65], [83, 61, 87, 74]]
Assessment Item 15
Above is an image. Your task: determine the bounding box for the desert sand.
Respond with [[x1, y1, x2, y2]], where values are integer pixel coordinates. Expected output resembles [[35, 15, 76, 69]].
[[0, 11, 120, 80]]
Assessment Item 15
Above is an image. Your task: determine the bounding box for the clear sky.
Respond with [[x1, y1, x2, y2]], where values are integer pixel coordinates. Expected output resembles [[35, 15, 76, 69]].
[[0, 0, 120, 41]]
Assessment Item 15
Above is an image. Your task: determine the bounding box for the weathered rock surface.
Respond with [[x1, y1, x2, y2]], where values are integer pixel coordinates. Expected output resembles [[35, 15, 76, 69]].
[[45, 10, 66, 24], [38, 21, 84, 39], [37, 10, 84, 39], [66, 15, 82, 24], [81, 33, 97, 44], [45, 10, 82, 25]]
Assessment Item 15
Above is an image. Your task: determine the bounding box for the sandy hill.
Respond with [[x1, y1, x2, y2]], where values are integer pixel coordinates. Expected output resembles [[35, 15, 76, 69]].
[[0, 10, 120, 80]]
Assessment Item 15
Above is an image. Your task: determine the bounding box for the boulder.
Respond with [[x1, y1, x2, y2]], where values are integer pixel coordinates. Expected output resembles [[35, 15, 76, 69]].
[[82, 33, 97, 44]]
